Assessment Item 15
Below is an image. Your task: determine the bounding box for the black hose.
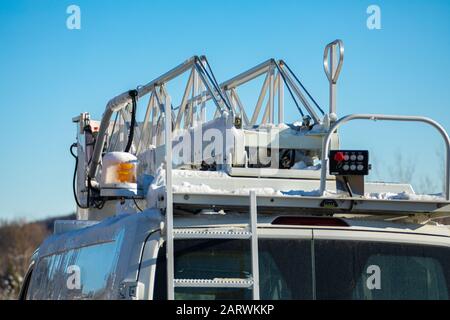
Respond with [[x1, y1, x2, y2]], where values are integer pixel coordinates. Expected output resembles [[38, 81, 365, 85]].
[[70, 143, 89, 209], [124, 89, 138, 153]]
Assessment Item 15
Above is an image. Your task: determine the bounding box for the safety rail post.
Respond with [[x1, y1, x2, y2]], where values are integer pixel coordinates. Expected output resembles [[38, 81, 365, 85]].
[[319, 114, 450, 200], [323, 40, 344, 115], [164, 94, 175, 300], [249, 191, 260, 300]]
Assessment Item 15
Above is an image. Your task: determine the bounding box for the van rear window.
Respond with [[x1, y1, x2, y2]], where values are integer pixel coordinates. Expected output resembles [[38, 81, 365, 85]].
[[314, 240, 450, 300]]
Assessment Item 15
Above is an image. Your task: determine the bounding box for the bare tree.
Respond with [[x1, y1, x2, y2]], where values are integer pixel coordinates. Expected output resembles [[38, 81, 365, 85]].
[[388, 151, 416, 184], [0, 220, 49, 299]]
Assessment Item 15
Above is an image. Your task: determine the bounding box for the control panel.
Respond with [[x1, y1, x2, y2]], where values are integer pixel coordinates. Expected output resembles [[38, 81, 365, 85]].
[[329, 150, 369, 176]]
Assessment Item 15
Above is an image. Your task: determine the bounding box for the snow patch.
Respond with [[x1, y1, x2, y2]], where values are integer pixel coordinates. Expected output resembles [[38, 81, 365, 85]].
[[146, 167, 446, 206], [365, 192, 445, 201], [291, 161, 321, 170]]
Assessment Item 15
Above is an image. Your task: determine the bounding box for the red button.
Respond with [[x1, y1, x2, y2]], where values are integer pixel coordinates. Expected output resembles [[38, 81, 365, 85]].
[[334, 152, 345, 162]]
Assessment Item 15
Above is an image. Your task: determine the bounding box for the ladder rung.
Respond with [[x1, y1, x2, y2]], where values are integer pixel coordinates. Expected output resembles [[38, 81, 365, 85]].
[[174, 278, 254, 288], [173, 228, 252, 239]]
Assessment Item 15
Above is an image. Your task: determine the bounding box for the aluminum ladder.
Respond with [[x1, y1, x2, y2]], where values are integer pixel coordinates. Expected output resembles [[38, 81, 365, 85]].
[[167, 191, 260, 300], [163, 95, 260, 299]]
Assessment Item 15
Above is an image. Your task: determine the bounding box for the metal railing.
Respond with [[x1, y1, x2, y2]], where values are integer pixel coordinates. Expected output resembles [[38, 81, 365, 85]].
[[319, 114, 450, 200]]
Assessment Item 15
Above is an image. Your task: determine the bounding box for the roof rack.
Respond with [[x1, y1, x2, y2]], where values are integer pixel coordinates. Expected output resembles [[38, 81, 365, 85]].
[[70, 40, 450, 219]]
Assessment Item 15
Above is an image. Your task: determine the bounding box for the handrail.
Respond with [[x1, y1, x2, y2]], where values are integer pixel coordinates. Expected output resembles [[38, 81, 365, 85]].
[[319, 114, 450, 200]]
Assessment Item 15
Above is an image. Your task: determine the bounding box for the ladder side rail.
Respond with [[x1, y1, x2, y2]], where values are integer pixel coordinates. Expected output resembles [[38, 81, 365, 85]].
[[319, 114, 450, 200], [249, 191, 260, 300], [164, 94, 175, 300]]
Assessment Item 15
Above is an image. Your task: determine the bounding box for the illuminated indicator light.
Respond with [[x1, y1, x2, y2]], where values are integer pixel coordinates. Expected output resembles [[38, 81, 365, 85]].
[[334, 152, 345, 162]]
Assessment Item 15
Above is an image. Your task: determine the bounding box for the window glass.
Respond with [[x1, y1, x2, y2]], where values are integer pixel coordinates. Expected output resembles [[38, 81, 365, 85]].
[[153, 239, 313, 300], [314, 240, 450, 300], [28, 231, 124, 299]]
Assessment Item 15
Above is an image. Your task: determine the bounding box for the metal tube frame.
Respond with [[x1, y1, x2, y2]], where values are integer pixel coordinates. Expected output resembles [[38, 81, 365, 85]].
[[249, 191, 260, 300], [88, 56, 230, 180], [323, 39, 344, 115], [319, 114, 450, 200], [164, 94, 175, 300]]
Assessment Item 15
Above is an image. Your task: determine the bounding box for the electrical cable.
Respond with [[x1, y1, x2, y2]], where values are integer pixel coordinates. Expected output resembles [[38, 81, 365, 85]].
[[282, 61, 325, 115], [124, 89, 138, 153], [196, 57, 232, 112], [203, 57, 232, 107], [343, 176, 354, 212], [133, 198, 144, 212], [70, 143, 89, 209], [274, 61, 305, 118]]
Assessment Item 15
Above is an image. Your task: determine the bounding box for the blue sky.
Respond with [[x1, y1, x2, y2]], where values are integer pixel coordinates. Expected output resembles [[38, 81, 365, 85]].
[[0, 0, 449, 220]]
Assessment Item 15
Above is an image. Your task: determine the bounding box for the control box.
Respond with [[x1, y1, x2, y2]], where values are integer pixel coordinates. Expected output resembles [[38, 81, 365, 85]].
[[329, 150, 369, 176]]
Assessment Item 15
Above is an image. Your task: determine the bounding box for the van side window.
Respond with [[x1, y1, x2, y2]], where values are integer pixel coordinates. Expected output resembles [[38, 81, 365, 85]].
[[314, 240, 450, 300], [27, 236, 124, 299], [153, 239, 313, 300]]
